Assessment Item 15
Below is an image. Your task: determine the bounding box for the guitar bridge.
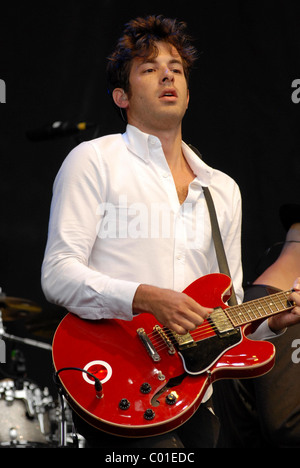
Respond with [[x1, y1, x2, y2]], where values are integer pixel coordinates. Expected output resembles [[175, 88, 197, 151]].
[[153, 325, 176, 355], [137, 328, 161, 362]]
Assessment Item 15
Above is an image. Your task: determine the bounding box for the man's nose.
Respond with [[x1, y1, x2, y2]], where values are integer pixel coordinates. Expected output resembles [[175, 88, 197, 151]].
[[161, 69, 174, 83]]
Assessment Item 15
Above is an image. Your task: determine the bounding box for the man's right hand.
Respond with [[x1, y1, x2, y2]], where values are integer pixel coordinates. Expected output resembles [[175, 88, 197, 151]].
[[132, 284, 213, 335]]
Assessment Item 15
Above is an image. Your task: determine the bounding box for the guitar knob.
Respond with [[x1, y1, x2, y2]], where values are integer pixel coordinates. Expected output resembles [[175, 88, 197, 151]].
[[166, 393, 177, 405], [140, 382, 151, 394], [119, 398, 130, 410], [144, 408, 155, 420]]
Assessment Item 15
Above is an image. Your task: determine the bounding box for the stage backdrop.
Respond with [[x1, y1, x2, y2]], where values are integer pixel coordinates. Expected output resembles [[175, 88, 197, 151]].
[[1, 1, 300, 311]]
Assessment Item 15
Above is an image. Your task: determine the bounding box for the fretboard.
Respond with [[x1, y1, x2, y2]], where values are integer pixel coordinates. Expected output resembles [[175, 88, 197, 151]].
[[226, 290, 294, 327]]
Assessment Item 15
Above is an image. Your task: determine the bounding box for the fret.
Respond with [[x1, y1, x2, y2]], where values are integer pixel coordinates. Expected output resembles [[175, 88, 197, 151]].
[[234, 303, 248, 323], [275, 292, 291, 310], [250, 301, 266, 319], [261, 296, 279, 315], [243, 304, 256, 320], [226, 304, 244, 326], [227, 290, 294, 327], [241, 303, 257, 321]]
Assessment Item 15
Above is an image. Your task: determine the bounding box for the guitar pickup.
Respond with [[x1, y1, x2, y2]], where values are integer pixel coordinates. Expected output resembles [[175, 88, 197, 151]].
[[209, 307, 237, 336], [170, 331, 196, 350]]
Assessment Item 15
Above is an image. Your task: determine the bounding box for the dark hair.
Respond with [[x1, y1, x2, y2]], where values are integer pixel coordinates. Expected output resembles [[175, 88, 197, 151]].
[[106, 15, 198, 95]]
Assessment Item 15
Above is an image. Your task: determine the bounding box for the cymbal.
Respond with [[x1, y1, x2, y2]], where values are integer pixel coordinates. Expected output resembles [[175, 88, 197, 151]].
[[25, 307, 66, 339], [0, 296, 42, 321]]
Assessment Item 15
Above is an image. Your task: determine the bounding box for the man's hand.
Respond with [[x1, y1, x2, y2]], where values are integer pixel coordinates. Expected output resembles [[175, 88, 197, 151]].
[[132, 284, 213, 335], [268, 277, 300, 333]]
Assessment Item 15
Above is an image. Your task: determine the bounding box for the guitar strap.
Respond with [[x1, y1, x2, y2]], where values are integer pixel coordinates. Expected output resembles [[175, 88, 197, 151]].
[[189, 145, 238, 306]]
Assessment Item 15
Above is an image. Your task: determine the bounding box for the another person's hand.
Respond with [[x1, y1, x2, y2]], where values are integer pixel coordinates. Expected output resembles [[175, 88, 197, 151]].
[[268, 277, 300, 332]]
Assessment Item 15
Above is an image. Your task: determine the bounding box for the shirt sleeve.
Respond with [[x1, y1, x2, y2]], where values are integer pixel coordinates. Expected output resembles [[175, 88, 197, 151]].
[[249, 319, 286, 340], [41, 141, 140, 320]]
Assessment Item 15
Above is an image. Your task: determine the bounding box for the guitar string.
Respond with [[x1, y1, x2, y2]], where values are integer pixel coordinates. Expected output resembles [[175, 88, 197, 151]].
[[144, 289, 295, 353], [149, 325, 218, 353], [147, 321, 218, 342], [147, 322, 219, 353], [148, 290, 292, 338], [225, 290, 291, 316], [226, 290, 293, 325]]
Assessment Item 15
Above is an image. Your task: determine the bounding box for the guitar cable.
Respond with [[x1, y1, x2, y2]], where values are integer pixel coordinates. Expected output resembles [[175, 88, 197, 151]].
[[53, 367, 103, 447], [54, 366, 103, 395]]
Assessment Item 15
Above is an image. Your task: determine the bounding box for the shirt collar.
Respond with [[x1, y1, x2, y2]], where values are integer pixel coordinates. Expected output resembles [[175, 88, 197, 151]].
[[123, 124, 213, 187], [181, 142, 213, 187]]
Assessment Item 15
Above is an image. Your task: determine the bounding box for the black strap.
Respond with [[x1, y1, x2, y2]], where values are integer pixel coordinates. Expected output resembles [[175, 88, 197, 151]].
[[189, 145, 238, 306]]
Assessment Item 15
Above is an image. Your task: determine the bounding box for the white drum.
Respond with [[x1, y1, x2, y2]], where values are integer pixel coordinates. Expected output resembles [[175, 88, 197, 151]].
[[0, 379, 54, 447]]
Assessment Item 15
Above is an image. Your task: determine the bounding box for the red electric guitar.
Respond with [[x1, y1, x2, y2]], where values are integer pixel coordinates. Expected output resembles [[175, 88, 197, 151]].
[[52, 273, 294, 438]]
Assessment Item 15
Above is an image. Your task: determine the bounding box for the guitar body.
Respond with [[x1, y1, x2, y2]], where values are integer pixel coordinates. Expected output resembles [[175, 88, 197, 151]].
[[52, 273, 275, 437]]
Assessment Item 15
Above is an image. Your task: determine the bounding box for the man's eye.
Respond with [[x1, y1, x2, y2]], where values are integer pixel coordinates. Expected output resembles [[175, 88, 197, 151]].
[[143, 68, 155, 73]]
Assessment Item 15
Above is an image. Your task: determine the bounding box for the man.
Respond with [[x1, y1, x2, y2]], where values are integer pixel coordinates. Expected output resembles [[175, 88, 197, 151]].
[[41, 15, 300, 448]]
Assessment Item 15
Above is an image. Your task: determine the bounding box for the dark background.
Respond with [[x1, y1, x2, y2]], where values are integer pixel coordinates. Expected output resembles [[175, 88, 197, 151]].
[[0, 1, 299, 341]]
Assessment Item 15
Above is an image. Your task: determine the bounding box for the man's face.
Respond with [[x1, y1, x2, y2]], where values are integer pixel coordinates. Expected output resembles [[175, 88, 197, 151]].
[[123, 41, 190, 133]]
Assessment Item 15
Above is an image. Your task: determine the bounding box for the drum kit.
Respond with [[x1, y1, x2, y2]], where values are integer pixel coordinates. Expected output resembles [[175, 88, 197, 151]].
[[0, 290, 84, 448]]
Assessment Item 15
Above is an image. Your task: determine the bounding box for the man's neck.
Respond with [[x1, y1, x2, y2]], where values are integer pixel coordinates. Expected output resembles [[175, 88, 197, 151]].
[[157, 128, 184, 170], [129, 122, 195, 205], [129, 120, 184, 170]]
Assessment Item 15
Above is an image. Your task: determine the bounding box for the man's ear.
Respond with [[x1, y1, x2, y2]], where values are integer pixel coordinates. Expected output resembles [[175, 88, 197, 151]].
[[112, 88, 129, 109]]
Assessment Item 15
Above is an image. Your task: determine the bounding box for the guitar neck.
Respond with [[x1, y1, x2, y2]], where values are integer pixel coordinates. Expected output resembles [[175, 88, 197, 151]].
[[226, 289, 294, 327]]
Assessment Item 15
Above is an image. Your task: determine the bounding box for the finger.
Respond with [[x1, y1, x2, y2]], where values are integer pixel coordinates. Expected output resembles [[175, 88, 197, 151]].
[[291, 306, 300, 317], [168, 322, 189, 335], [167, 314, 200, 335], [290, 291, 300, 307], [292, 277, 300, 291], [175, 312, 207, 334], [183, 310, 208, 327], [184, 295, 213, 319]]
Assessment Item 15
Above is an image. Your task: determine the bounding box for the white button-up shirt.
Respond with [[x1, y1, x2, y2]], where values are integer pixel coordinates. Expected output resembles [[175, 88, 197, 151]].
[[42, 124, 243, 320]]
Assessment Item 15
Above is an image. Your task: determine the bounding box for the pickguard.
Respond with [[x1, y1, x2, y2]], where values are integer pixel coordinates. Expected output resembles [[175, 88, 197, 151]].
[[179, 329, 242, 375]]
